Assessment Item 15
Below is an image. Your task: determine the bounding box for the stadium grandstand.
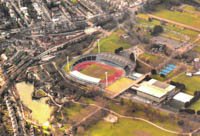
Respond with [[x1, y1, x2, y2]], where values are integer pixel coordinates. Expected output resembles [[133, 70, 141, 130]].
[[67, 53, 136, 86]]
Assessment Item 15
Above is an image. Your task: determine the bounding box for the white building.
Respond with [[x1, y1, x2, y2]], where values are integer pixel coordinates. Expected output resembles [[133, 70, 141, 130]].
[[132, 79, 175, 103], [173, 92, 193, 104]]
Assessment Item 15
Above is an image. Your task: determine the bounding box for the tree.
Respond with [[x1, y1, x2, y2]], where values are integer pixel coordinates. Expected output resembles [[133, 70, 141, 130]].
[[151, 25, 163, 36], [130, 53, 135, 61], [178, 120, 184, 126], [151, 69, 157, 75]]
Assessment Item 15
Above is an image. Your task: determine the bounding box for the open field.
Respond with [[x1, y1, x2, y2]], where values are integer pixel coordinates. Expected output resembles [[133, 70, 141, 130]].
[[152, 6, 200, 29], [93, 29, 132, 53], [80, 63, 115, 80], [173, 74, 200, 95], [77, 118, 178, 136]]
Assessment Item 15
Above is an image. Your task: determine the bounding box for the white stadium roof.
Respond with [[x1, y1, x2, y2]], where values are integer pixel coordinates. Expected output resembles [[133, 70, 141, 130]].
[[70, 70, 101, 84], [173, 92, 193, 103]]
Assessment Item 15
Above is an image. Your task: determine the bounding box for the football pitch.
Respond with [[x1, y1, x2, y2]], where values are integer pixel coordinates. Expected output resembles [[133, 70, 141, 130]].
[[80, 63, 115, 80]]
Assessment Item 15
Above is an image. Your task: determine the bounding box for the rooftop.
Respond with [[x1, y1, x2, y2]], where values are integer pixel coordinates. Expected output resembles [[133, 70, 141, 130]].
[[136, 79, 175, 98], [173, 92, 193, 103]]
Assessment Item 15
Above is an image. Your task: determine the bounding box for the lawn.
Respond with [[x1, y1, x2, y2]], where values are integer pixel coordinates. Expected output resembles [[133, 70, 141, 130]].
[[80, 63, 115, 80], [64, 103, 84, 118], [152, 6, 200, 29], [190, 99, 200, 111], [78, 118, 178, 136], [173, 74, 200, 95], [93, 29, 132, 53], [139, 53, 159, 62], [192, 46, 200, 54]]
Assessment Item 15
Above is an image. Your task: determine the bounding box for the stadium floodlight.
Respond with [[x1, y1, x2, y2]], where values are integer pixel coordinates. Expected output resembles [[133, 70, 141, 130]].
[[67, 56, 70, 71], [105, 72, 108, 87], [98, 39, 100, 54]]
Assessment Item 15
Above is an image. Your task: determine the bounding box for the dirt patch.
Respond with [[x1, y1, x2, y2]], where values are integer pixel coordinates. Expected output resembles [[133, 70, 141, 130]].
[[133, 130, 152, 136]]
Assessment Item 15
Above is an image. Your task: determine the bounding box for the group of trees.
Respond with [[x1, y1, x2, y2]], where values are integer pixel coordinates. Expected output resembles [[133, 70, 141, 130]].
[[170, 81, 186, 91], [114, 47, 123, 54], [184, 91, 200, 108], [151, 25, 164, 36]]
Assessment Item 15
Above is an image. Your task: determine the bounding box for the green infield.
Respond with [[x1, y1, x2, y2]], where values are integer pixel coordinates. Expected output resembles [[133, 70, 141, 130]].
[[152, 6, 200, 29], [77, 118, 178, 136], [93, 29, 131, 53], [80, 63, 115, 80], [173, 74, 200, 95]]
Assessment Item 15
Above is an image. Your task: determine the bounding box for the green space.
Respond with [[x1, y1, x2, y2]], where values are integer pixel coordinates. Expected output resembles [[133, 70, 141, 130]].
[[152, 6, 200, 29], [64, 58, 79, 74], [80, 63, 115, 80], [136, 13, 199, 42], [93, 29, 132, 53], [173, 74, 200, 95], [64, 103, 84, 118], [190, 99, 200, 111], [192, 46, 200, 54], [139, 53, 159, 62], [78, 118, 177, 136]]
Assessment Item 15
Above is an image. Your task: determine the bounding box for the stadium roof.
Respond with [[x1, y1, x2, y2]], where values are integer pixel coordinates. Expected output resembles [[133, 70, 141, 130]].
[[173, 92, 193, 103], [136, 79, 175, 98], [70, 70, 101, 84]]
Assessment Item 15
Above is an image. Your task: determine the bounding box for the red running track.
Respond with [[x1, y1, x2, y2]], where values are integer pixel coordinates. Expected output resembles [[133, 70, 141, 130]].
[[73, 61, 124, 83]]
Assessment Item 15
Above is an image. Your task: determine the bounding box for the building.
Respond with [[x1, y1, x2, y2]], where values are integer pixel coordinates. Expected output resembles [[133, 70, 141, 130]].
[[132, 79, 175, 103], [173, 92, 193, 105]]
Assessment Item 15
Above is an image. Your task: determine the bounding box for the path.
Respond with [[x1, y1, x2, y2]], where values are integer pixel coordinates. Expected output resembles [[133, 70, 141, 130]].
[[71, 100, 195, 136]]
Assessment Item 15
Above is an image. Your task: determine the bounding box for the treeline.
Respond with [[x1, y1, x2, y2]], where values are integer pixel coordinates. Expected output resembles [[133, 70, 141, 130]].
[[170, 81, 186, 92]]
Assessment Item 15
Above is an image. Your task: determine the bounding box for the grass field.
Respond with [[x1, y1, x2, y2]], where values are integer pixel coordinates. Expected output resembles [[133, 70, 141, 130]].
[[80, 63, 115, 80], [106, 78, 135, 93], [77, 118, 178, 136], [152, 6, 200, 29], [93, 29, 131, 53], [173, 74, 200, 95]]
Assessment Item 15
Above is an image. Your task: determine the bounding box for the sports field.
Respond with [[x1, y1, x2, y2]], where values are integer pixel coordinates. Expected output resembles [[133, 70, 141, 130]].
[[73, 61, 124, 83], [106, 78, 135, 94], [93, 29, 131, 53]]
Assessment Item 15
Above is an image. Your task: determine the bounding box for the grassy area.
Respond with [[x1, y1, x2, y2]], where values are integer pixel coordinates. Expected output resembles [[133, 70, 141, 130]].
[[192, 46, 200, 54], [64, 58, 79, 74], [173, 74, 200, 95], [189, 99, 200, 111], [139, 53, 159, 62], [93, 29, 132, 53], [80, 63, 115, 80], [152, 6, 200, 29], [64, 103, 84, 118], [78, 118, 178, 136], [136, 13, 199, 42]]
